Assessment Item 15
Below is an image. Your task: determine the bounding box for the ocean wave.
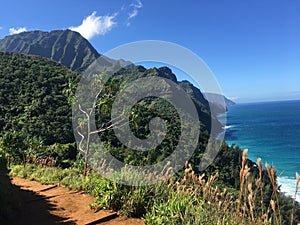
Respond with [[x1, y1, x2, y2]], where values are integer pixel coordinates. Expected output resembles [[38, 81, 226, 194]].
[[277, 176, 300, 202], [223, 125, 233, 130]]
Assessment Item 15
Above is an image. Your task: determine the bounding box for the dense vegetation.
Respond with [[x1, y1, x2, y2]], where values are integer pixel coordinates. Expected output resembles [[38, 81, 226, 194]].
[[0, 50, 299, 224], [0, 30, 103, 73], [87, 66, 223, 170], [0, 52, 78, 165]]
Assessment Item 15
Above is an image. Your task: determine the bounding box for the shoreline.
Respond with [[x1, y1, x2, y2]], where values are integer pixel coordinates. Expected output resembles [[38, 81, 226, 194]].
[[226, 141, 300, 203], [224, 100, 300, 203]]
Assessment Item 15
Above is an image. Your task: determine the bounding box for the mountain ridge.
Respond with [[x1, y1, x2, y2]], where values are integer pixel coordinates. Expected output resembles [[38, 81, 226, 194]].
[[0, 29, 230, 124], [0, 30, 104, 73], [0, 29, 234, 106]]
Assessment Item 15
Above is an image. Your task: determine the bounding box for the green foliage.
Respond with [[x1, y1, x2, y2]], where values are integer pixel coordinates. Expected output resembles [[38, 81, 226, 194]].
[[0, 52, 79, 145], [87, 66, 219, 170], [144, 191, 224, 225], [90, 168, 164, 217], [44, 143, 77, 167], [0, 131, 28, 164], [0, 52, 79, 165], [1, 45, 298, 224], [11, 163, 300, 224], [205, 143, 243, 189]]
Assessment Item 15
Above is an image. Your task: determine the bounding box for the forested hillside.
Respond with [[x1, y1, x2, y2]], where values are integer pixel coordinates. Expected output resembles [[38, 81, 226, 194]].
[[0, 30, 103, 73], [0, 52, 78, 145], [1, 50, 299, 224], [0, 51, 229, 184], [88, 65, 222, 169]]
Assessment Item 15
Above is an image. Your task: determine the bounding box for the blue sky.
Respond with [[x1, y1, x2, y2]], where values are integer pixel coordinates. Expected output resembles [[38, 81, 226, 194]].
[[0, 0, 299, 103]]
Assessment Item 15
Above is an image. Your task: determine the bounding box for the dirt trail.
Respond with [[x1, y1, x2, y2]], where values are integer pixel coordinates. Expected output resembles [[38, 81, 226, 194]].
[[10, 177, 144, 225]]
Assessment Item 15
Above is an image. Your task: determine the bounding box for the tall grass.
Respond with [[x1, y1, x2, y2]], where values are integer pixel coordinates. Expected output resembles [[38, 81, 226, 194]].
[[9, 149, 300, 224], [145, 150, 300, 224]]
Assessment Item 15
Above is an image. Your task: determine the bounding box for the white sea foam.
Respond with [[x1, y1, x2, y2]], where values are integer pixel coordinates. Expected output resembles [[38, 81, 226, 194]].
[[223, 125, 233, 130], [277, 176, 300, 202]]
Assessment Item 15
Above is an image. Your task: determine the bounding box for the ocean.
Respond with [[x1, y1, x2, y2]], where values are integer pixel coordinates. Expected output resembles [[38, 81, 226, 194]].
[[225, 100, 300, 201]]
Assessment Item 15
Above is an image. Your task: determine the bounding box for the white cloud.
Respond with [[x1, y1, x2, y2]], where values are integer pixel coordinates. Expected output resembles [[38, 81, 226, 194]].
[[128, 9, 139, 20], [128, 0, 143, 20], [9, 27, 27, 35], [69, 11, 117, 40], [132, 0, 143, 9]]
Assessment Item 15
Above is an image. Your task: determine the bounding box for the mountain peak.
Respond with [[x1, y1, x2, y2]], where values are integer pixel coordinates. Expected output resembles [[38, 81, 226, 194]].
[[0, 29, 101, 72]]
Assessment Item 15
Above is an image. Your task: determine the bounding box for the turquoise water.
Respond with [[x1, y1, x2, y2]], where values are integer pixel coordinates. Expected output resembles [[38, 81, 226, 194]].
[[225, 100, 300, 200]]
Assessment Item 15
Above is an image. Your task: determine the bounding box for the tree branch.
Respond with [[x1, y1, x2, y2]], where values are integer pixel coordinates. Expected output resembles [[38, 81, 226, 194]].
[[89, 117, 129, 135], [76, 127, 85, 152]]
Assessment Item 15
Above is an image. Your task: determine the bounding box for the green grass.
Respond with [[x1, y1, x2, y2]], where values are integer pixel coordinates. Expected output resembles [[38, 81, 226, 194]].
[[9, 158, 300, 225]]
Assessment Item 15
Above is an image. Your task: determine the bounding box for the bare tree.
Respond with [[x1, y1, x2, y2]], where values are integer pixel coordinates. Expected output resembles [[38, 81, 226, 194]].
[[73, 75, 129, 176]]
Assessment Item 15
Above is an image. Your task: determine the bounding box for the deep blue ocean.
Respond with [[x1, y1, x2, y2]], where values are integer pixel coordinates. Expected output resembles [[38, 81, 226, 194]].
[[225, 100, 300, 200]]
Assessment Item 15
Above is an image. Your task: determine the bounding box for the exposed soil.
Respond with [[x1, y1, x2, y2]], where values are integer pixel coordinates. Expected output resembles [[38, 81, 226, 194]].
[[8, 177, 144, 225]]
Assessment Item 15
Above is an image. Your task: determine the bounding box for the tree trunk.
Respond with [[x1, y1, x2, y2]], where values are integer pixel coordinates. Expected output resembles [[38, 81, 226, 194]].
[[83, 161, 88, 176]]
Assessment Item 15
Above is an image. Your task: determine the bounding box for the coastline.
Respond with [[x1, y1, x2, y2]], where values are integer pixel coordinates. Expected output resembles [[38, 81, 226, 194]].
[[224, 100, 300, 202], [226, 140, 300, 202]]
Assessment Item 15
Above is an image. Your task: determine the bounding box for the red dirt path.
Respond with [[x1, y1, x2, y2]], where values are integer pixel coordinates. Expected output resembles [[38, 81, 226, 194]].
[[10, 177, 144, 225]]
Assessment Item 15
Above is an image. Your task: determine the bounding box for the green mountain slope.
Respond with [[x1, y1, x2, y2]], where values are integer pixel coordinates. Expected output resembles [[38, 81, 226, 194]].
[[0, 50, 219, 149], [0, 30, 102, 73], [0, 51, 78, 145], [72, 65, 223, 169], [1, 32, 299, 224], [100, 65, 217, 133], [0, 51, 264, 194]]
